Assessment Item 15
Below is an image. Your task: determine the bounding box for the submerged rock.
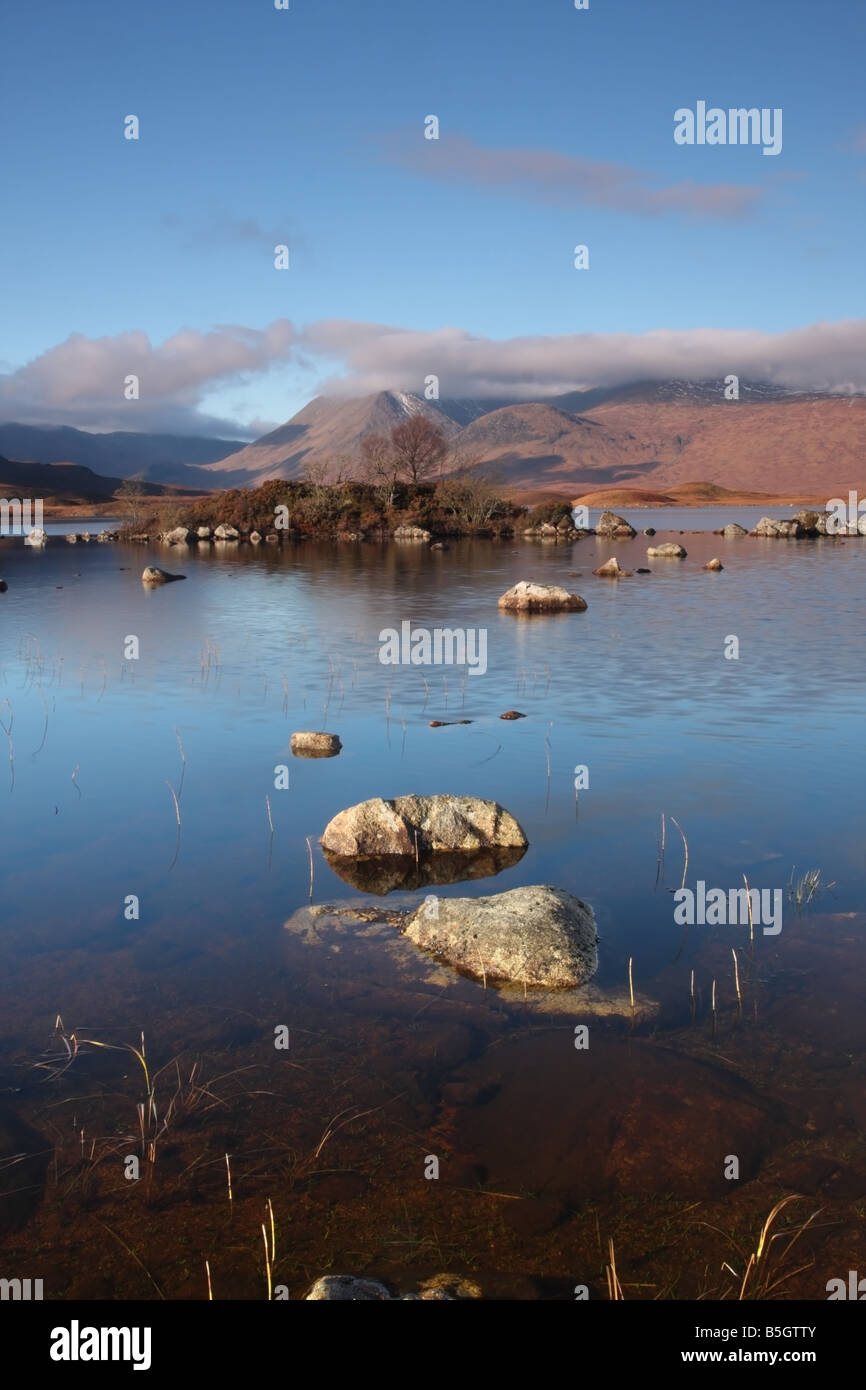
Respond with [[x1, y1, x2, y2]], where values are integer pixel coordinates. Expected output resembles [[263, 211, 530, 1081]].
[[703, 557, 724, 570], [451, 1034, 787, 1201], [0, 579, 6, 593], [498, 581, 587, 612], [499, 710, 526, 720], [290, 731, 342, 757], [647, 542, 687, 558], [321, 794, 527, 858], [141, 566, 186, 585], [0, 1102, 49, 1234], [404, 884, 598, 988]]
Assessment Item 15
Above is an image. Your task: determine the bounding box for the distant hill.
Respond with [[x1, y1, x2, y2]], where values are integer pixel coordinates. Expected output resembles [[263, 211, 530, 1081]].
[[201, 390, 498, 485], [0, 423, 245, 487], [5, 379, 865, 500], [203, 379, 866, 497], [0, 455, 191, 509]]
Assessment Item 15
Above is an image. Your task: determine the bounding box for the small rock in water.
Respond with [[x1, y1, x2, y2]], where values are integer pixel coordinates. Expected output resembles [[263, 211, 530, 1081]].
[[428, 719, 472, 727], [703, 557, 724, 571], [141, 567, 186, 585], [646, 543, 687, 558], [499, 710, 526, 720], [643, 526, 656, 536], [0, 580, 7, 592], [636, 567, 651, 573], [593, 557, 631, 578], [290, 731, 342, 757], [498, 581, 587, 612]]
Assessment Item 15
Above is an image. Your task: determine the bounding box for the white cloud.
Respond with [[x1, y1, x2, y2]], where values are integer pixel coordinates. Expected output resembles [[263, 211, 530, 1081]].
[[2, 316, 864, 434]]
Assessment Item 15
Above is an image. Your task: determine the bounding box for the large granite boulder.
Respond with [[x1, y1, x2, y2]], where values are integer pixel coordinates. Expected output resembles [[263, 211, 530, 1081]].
[[498, 581, 587, 612], [595, 511, 636, 538], [321, 794, 527, 858], [404, 884, 598, 988]]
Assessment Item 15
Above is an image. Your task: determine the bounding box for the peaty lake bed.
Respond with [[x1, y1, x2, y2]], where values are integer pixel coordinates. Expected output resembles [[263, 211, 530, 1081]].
[[0, 514, 865, 1300]]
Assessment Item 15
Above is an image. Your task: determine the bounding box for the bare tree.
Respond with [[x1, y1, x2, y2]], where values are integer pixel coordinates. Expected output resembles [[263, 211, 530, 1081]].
[[360, 431, 401, 507], [116, 474, 149, 527], [389, 414, 449, 484]]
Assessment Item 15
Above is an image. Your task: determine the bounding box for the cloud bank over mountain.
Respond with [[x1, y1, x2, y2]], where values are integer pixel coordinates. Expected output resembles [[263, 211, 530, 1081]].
[[1, 317, 864, 434]]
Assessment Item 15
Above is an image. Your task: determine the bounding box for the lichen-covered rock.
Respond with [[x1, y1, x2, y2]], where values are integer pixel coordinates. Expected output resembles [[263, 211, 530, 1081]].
[[404, 884, 598, 988], [23, 529, 47, 546], [703, 558, 724, 570], [141, 566, 186, 585], [498, 581, 587, 612], [290, 731, 342, 757], [162, 526, 194, 545], [647, 542, 687, 558], [321, 794, 527, 858], [595, 511, 636, 538], [306, 1276, 392, 1301], [722, 523, 748, 538], [214, 523, 240, 540], [593, 557, 631, 578]]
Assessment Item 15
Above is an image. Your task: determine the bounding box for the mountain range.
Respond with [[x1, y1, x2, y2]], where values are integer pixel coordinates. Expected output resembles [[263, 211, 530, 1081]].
[[2, 379, 865, 502], [198, 381, 866, 498]]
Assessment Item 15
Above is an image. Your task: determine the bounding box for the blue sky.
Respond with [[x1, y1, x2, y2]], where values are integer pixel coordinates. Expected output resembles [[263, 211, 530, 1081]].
[[1, 0, 864, 435]]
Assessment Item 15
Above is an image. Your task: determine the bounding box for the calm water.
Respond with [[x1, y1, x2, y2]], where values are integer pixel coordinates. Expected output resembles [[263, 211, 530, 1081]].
[[0, 520, 864, 1300]]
